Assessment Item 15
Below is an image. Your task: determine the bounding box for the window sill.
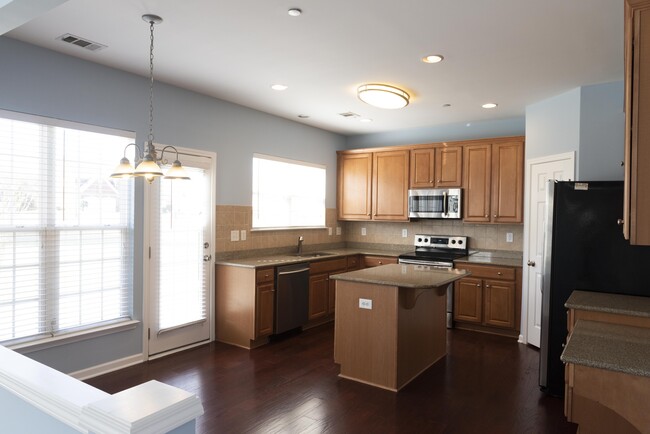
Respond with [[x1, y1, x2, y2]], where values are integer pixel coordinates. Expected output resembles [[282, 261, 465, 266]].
[[251, 226, 328, 232], [8, 319, 140, 354]]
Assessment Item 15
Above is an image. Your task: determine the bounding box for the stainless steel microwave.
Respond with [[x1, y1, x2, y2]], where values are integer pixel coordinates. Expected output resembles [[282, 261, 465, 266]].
[[408, 188, 462, 219]]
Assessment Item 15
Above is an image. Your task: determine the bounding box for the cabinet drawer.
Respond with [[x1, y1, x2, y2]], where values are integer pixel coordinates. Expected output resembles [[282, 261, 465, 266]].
[[362, 255, 398, 268], [456, 263, 515, 280], [310, 257, 347, 275], [346, 254, 360, 270], [256, 267, 275, 284]]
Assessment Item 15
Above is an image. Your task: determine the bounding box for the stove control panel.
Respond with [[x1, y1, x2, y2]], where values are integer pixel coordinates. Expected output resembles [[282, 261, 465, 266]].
[[413, 234, 467, 250]]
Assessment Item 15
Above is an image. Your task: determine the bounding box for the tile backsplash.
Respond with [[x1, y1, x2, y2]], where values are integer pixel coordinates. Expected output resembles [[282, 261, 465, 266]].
[[216, 205, 523, 259]]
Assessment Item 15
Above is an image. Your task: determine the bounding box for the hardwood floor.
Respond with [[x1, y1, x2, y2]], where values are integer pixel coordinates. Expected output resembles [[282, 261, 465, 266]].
[[86, 324, 577, 434]]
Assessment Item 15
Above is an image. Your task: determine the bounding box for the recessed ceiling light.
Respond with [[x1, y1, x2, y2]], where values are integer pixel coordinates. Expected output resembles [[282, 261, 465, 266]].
[[360, 118, 373, 123], [271, 84, 288, 91], [288, 8, 302, 17], [422, 54, 444, 64], [357, 84, 410, 109], [442, 103, 451, 108], [482, 103, 498, 109]]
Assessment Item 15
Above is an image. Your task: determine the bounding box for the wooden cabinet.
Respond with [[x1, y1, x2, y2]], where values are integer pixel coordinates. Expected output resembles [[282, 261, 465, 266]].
[[624, 0, 650, 245], [216, 265, 276, 349], [410, 146, 462, 188], [463, 140, 523, 223], [453, 263, 520, 335], [308, 257, 348, 322], [255, 268, 275, 337], [338, 149, 409, 221], [361, 255, 398, 268]]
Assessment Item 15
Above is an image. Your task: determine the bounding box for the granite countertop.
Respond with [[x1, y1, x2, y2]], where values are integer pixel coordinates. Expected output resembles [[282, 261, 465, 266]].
[[330, 264, 470, 289], [455, 250, 523, 267], [215, 248, 402, 269], [565, 290, 650, 318], [561, 319, 650, 378]]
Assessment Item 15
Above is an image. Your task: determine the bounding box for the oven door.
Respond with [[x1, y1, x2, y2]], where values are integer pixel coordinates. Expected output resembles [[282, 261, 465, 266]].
[[398, 258, 455, 329], [408, 188, 462, 219]]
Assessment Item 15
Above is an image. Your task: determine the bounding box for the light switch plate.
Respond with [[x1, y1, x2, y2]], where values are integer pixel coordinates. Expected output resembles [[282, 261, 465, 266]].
[[506, 232, 513, 243], [240, 230, 247, 241], [328, 227, 333, 236], [361, 227, 367, 236], [359, 298, 372, 310], [230, 230, 239, 242], [336, 226, 342, 236], [402, 228, 408, 238]]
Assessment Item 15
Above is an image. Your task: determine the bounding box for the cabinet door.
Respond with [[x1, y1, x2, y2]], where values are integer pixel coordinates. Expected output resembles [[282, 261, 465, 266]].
[[625, 1, 650, 245], [337, 153, 372, 220], [372, 150, 410, 221], [256, 282, 275, 338], [454, 278, 483, 323], [435, 146, 463, 187], [328, 274, 337, 315], [491, 141, 524, 223], [410, 148, 435, 188], [463, 144, 492, 222], [308, 273, 329, 320], [484, 279, 515, 329]]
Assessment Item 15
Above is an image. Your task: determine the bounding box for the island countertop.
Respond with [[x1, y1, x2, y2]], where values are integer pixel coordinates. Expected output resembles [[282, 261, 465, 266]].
[[330, 264, 470, 288]]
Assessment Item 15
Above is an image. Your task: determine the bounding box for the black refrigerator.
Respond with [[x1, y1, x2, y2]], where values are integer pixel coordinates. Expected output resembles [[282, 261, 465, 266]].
[[539, 180, 650, 396]]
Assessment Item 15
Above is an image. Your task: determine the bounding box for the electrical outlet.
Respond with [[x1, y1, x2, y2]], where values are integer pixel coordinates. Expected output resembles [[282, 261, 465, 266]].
[[402, 228, 408, 238], [359, 298, 373, 310], [240, 230, 247, 241], [230, 230, 239, 242], [361, 227, 367, 236], [506, 232, 513, 243], [328, 227, 333, 236], [336, 226, 341, 236]]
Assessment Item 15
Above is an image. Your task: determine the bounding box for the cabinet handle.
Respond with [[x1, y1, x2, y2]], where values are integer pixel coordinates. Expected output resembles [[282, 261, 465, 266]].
[[437, 179, 441, 183], [497, 272, 502, 276], [485, 215, 488, 218], [485, 284, 491, 288], [476, 283, 481, 287], [617, 219, 624, 226], [493, 214, 497, 218], [378, 261, 383, 265]]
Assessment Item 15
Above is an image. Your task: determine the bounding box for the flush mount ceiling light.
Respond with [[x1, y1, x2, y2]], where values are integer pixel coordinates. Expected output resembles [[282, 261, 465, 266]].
[[357, 84, 410, 109], [422, 54, 444, 64], [288, 8, 302, 16], [111, 14, 189, 183], [482, 103, 498, 109], [271, 84, 288, 91]]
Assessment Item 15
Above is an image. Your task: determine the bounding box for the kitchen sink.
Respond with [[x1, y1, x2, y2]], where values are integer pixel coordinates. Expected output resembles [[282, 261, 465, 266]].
[[291, 252, 334, 258]]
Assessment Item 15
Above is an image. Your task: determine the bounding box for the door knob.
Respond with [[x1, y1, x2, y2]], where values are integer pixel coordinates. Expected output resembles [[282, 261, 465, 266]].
[[203, 255, 212, 262], [527, 260, 535, 266], [204, 242, 210, 248]]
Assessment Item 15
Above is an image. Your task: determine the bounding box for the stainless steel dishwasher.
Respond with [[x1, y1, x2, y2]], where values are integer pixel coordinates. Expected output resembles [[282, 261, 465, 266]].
[[275, 263, 310, 334]]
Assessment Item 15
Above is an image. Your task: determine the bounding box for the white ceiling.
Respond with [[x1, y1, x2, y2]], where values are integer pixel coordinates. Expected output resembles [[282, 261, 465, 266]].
[[3, 0, 624, 136]]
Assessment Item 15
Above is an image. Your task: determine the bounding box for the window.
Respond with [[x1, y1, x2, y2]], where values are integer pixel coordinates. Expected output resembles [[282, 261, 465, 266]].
[[252, 154, 326, 229], [0, 111, 134, 344]]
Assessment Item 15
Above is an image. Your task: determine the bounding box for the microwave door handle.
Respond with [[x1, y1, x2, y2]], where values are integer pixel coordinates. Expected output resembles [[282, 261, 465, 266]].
[[443, 191, 448, 216]]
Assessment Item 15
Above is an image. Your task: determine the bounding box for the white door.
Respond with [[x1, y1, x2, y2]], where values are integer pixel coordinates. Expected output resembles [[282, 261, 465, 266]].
[[148, 149, 215, 356], [523, 152, 574, 347]]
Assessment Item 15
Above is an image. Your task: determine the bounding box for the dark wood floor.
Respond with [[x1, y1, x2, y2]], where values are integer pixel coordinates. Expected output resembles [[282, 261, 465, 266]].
[[86, 324, 577, 434]]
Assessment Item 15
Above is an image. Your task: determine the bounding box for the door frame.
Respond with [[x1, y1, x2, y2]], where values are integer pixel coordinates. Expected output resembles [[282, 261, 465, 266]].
[[520, 151, 574, 345], [142, 145, 217, 359]]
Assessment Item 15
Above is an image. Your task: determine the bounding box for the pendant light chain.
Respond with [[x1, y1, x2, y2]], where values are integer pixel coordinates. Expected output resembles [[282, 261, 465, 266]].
[[148, 19, 155, 145]]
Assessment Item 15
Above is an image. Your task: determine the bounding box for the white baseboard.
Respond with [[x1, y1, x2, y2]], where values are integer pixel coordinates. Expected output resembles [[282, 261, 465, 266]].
[[69, 353, 145, 381]]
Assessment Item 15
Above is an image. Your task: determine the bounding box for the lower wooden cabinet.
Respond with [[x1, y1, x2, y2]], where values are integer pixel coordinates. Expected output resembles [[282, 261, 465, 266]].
[[308, 257, 348, 323], [454, 263, 520, 336], [308, 273, 329, 320], [255, 280, 275, 338]]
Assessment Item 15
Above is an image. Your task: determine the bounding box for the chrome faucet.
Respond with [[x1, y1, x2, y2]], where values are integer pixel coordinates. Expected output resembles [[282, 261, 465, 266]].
[[297, 236, 304, 255]]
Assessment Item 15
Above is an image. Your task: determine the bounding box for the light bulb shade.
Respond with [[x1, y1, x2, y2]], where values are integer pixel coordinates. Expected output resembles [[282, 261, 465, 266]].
[[134, 156, 163, 178], [110, 157, 135, 178], [164, 160, 191, 180], [357, 84, 410, 109]]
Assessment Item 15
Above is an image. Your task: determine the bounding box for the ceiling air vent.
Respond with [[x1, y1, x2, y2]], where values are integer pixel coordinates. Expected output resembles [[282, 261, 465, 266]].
[[57, 34, 107, 52], [339, 112, 360, 118]]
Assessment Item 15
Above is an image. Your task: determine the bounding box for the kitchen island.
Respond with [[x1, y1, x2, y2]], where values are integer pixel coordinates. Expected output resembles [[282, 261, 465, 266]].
[[331, 264, 469, 391]]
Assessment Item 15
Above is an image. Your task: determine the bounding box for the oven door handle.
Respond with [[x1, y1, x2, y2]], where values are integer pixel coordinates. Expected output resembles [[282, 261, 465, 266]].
[[398, 258, 454, 268]]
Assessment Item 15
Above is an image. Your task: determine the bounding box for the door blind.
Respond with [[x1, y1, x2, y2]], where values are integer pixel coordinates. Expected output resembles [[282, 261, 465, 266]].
[[0, 114, 134, 344]]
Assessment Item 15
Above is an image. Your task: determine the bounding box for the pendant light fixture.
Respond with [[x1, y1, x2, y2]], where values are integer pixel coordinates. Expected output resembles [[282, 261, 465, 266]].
[[111, 14, 189, 183]]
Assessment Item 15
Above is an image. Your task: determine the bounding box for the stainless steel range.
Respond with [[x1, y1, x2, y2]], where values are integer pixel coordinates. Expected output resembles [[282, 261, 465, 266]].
[[398, 234, 469, 328]]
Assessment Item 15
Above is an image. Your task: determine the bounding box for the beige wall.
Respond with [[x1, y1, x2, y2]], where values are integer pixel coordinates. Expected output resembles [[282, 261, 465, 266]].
[[216, 205, 523, 257]]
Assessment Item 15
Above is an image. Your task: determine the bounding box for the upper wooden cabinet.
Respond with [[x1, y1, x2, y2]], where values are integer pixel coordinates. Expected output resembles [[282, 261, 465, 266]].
[[410, 145, 462, 188], [624, 0, 650, 245], [463, 140, 523, 223], [338, 149, 409, 221], [372, 150, 410, 220], [337, 153, 372, 220]]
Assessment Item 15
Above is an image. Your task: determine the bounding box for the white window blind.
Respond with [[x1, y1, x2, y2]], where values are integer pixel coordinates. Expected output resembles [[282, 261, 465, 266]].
[[0, 113, 134, 344], [252, 154, 326, 229]]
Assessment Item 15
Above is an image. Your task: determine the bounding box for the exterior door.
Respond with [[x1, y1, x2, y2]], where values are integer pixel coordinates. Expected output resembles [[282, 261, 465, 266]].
[[523, 152, 574, 347], [148, 149, 215, 356]]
